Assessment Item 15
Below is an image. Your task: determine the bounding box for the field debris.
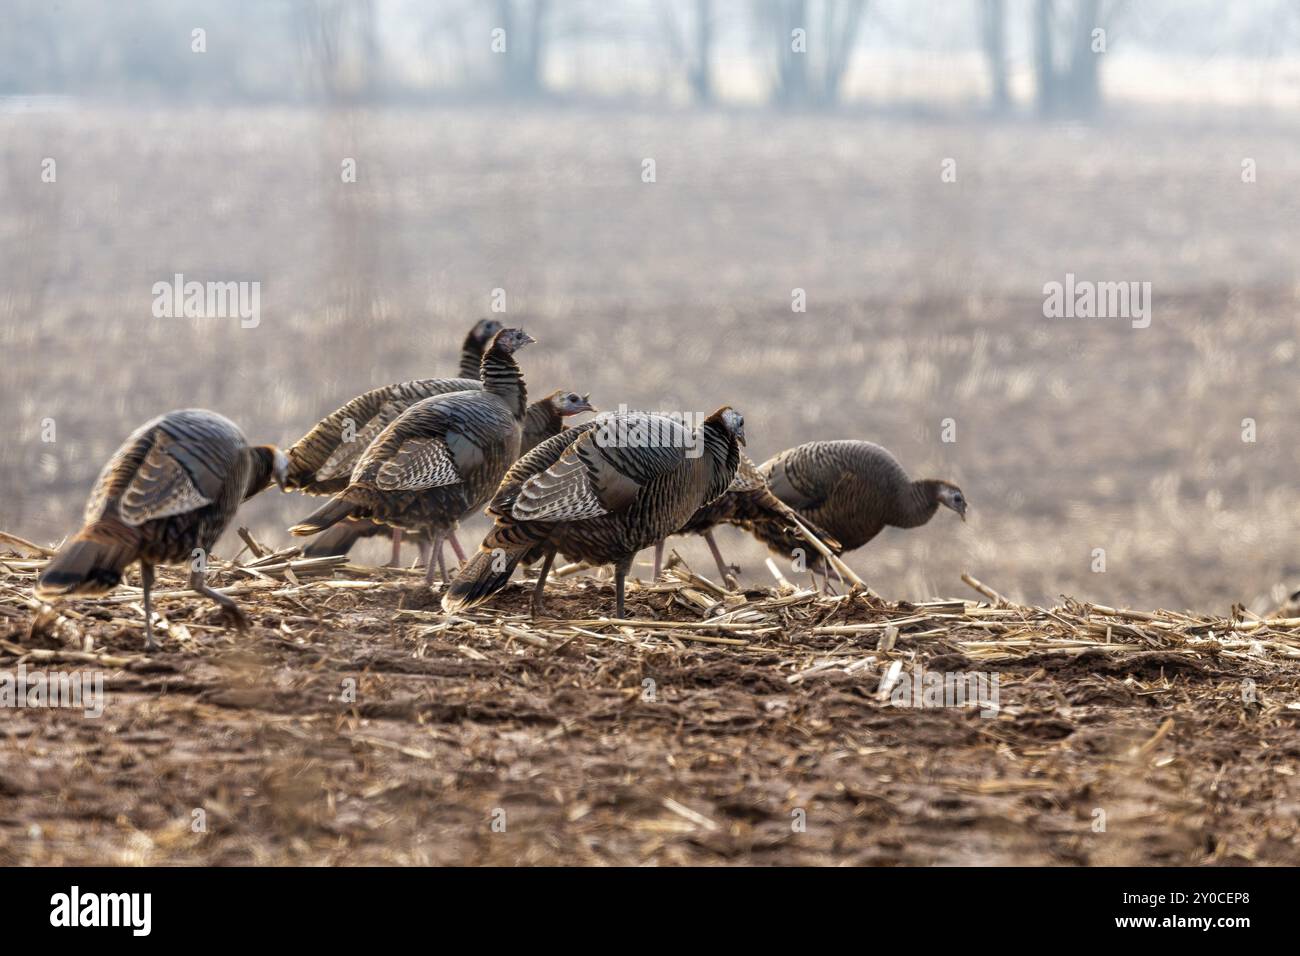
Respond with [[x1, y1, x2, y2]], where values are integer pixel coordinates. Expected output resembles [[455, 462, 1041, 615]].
[[2, 534, 1299, 865]]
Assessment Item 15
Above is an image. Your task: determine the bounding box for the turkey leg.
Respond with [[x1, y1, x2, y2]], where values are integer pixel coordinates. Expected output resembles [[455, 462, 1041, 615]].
[[189, 567, 249, 631], [141, 562, 157, 651], [614, 556, 633, 619], [703, 530, 737, 588], [384, 528, 403, 568], [531, 548, 556, 620]]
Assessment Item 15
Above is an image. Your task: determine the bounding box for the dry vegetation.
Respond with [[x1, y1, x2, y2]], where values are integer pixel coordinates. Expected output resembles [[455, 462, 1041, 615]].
[[2, 534, 1299, 865], [2, 107, 1298, 612], [1, 106, 1298, 865]]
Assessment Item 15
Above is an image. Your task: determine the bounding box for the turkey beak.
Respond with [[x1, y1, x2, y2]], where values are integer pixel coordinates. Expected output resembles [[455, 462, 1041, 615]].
[[736, 424, 747, 446], [520, 332, 537, 347], [576, 394, 596, 414]]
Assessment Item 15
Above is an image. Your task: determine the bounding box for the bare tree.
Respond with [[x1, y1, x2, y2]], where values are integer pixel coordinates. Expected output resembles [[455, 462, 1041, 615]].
[[295, 0, 380, 102], [757, 0, 867, 107], [496, 0, 551, 96], [980, 0, 1010, 112], [0, 0, 65, 93], [658, 0, 715, 103], [818, 0, 867, 104], [690, 0, 715, 101], [775, 0, 809, 104], [1065, 0, 1103, 115], [1033, 0, 1056, 114], [1033, 0, 1125, 117]]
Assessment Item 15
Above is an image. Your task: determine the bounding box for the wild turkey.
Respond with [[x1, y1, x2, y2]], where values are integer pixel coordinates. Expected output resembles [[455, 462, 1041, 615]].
[[34, 409, 288, 650], [652, 451, 840, 586], [457, 318, 504, 378], [747, 440, 966, 576], [289, 328, 534, 583], [300, 389, 595, 561], [243, 319, 501, 562], [521, 390, 596, 452], [268, 318, 502, 498], [444, 407, 746, 620]]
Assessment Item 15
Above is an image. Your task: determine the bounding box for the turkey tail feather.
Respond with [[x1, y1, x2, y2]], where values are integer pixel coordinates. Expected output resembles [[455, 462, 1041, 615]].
[[289, 498, 358, 536], [35, 530, 134, 597], [745, 496, 841, 565], [301, 518, 381, 557], [442, 547, 523, 613], [746, 514, 810, 561]]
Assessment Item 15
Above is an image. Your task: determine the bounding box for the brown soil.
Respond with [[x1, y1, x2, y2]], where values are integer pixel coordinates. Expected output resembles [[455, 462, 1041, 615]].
[[2, 551, 1298, 866]]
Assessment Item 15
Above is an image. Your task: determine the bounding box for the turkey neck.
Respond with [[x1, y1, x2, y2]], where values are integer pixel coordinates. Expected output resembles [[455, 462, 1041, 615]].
[[243, 445, 277, 500], [699, 419, 740, 503], [894, 479, 942, 528], [480, 346, 528, 420], [459, 331, 487, 378], [523, 401, 561, 446]]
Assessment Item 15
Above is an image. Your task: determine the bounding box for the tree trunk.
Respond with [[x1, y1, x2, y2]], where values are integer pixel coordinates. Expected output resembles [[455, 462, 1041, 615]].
[[1034, 0, 1110, 118], [981, 0, 1009, 112], [1063, 0, 1101, 116], [776, 0, 808, 106], [689, 0, 713, 103], [1033, 0, 1055, 116], [496, 0, 514, 91], [497, 0, 548, 96], [522, 0, 549, 95], [820, 0, 866, 106]]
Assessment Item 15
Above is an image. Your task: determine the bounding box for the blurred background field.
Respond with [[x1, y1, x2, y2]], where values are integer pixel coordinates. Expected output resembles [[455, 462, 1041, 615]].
[[2, 0, 1298, 614]]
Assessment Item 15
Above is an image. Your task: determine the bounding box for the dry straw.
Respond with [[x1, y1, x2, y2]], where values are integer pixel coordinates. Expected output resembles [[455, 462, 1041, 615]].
[[3, 527, 1298, 679]]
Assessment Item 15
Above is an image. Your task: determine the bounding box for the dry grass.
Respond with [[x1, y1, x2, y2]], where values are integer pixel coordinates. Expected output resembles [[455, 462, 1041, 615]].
[[2, 107, 1298, 614]]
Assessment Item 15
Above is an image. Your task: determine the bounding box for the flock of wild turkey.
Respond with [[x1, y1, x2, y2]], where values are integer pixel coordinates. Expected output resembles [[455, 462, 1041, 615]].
[[34, 319, 967, 647]]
